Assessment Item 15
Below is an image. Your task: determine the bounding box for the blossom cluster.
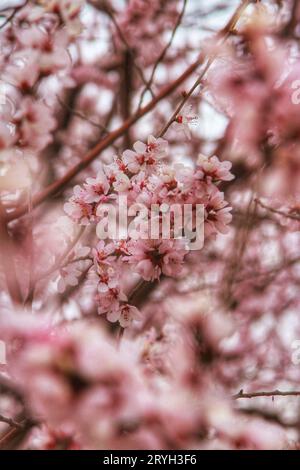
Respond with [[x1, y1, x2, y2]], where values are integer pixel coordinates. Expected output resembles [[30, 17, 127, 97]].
[[63, 135, 233, 327], [0, 0, 85, 183]]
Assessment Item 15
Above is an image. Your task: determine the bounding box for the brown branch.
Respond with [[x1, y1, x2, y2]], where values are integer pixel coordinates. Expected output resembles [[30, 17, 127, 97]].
[[0, 414, 35, 450], [282, 0, 299, 37], [221, 191, 258, 307], [27, 226, 86, 305], [0, 1, 27, 30], [57, 95, 108, 132], [128, 278, 159, 308], [234, 389, 300, 399], [6, 56, 204, 222], [0, 378, 36, 450], [158, 0, 254, 138], [0, 414, 23, 429], [255, 198, 300, 222], [234, 255, 300, 285], [99, 1, 154, 97], [136, 0, 188, 110], [120, 50, 133, 148], [0, 376, 25, 404], [239, 407, 299, 429], [40, 85, 83, 191]]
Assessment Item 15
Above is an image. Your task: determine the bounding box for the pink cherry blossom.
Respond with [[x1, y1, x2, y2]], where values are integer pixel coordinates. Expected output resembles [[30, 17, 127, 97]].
[[197, 154, 234, 182], [126, 239, 187, 281], [14, 97, 56, 151], [96, 258, 119, 293], [37, 0, 84, 36], [122, 135, 168, 173], [97, 287, 126, 316], [64, 186, 96, 225], [104, 162, 131, 192], [172, 105, 199, 139], [83, 169, 110, 203], [57, 246, 91, 293], [4, 50, 40, 90], [107, 303, 141, 328], [204, 186, 233, 236], [93, 240, 115, 264]]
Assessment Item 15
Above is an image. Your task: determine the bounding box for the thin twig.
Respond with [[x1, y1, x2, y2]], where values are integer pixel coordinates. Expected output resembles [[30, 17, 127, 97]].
[[38, 226, 85, 282], [136, 0, 188, 111], [57, 95, 109, 133], [158, 0, 254, 138], [25, 226, 86, 304], [0, 414, 23, 429], [0, 415, 35, 450], [0, 1, 27, 30], [234, 255, 300, 284], [234, 389, 300, 399], [105, 5, 154, 97], [255, 198, 300, 222], [0, 376, 25, 405]]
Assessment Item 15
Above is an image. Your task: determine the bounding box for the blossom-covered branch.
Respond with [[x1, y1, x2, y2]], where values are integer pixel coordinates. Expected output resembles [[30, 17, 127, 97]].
[[0, 0, 300, 452]]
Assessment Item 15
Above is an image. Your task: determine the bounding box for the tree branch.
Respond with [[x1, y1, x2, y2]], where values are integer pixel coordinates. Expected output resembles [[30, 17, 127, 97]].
[[6, 56, 204, 222], [234, 389, 300, 399], [0, 414, 23, 429], [136, 0, 188, 110], [158, 0, 254, 137]]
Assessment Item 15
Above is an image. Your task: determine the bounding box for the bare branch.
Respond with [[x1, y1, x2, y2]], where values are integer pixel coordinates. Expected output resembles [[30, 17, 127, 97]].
[[234, 389, 300, 399], [0, 414, 23, 429], [0, 0, 27, 30], [136, 0, 188, 110], [158, 0, 254, 137], [256, 198, 300, 222]]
